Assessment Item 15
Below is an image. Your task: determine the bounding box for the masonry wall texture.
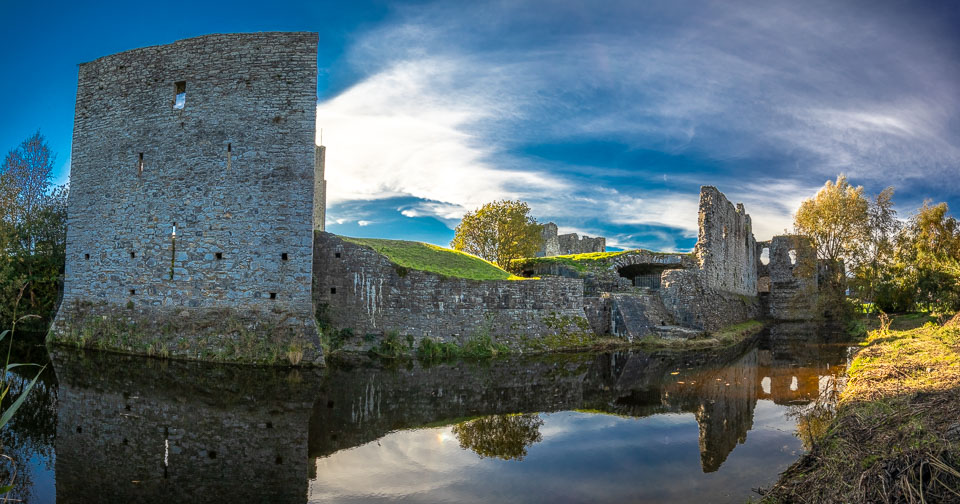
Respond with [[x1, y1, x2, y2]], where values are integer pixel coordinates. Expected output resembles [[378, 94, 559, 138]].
[[766, 235, 819, 320], [536, 222, 606, 257], [695, 186, 758, 296], [313, 232, 588, 347], [49, 33, 322, 364]]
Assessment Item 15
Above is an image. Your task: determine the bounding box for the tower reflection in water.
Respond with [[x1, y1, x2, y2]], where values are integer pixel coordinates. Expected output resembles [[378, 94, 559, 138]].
[[50, 326, 849, 503]]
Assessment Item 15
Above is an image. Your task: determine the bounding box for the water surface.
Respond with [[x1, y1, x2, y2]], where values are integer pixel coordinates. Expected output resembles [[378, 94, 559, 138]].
[[1, 324, 852, 503]]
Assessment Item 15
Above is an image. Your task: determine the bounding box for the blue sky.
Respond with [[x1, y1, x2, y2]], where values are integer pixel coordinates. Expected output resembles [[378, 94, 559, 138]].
[[2, 0, 958, 252]]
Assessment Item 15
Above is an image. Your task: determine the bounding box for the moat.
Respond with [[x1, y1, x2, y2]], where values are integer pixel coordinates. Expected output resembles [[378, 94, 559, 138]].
[[2, 324, 853, 503]]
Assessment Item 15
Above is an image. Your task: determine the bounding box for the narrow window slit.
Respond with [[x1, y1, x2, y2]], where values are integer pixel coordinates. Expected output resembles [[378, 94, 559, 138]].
[[330, 287, 336, 294], [226, 143, 232, 170], [281, 252, 288, 261], [269, 292, 277, 300], [84, 253, 90, 260], [130, 251, 136, 259], [174, 81, 186, 109], [138, 153, 144, 175]]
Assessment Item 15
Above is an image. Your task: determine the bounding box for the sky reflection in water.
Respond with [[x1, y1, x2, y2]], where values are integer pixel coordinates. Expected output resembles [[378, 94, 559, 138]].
[[1, 325, 850, 503]]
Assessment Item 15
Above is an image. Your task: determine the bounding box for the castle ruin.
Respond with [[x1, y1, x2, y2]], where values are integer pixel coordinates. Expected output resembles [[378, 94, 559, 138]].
[[49, 33, 324, 364], [536, 222, 606, 257]]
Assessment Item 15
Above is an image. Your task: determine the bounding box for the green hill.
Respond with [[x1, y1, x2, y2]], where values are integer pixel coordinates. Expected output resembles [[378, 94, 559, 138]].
[[341, 236, 524, 281]]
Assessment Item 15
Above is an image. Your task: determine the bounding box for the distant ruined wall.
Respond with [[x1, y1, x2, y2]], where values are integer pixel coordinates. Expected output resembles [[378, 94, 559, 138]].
[[695, 187, 758, 296], [767, 235, 819, 320], [49, 33, 321, 363], [536, 222, 605, 257], [313, 233, 588, 346]]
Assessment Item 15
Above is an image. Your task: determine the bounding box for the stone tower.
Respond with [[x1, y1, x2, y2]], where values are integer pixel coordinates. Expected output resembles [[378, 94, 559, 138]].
[[50, 33, 322, 365]]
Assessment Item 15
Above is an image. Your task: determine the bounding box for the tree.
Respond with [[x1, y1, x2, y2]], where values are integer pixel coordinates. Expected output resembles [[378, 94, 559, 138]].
[[892, 201, 960, 312], [452, 413, 543, 461], [794, 175, 870, 267], [0, 132, 67, 330], [850, 187, 900, 305], [451, 200, 544, 268]]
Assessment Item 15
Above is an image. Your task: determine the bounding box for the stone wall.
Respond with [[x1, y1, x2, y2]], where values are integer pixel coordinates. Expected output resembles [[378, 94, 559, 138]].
[[536, 222, 606, 257], [314, 145, 327, 231], [50, 33, 321, 363], [313, 232, 588, 346], [659, 269, 761, 331], [695, 187, 758, 296], [767, 235, 819, 320]]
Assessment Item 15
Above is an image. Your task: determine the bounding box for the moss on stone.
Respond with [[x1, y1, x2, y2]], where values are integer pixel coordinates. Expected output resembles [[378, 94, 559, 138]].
[[49, 301, 320, 366]]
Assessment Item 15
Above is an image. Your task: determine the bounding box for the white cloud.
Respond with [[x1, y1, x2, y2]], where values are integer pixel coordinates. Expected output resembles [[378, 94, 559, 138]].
[[315, 0, 960, 249]]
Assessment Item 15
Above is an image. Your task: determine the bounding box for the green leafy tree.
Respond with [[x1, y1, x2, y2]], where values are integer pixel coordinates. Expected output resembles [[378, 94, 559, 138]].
[[0, 132, 68, 330], [452, 413, 543, 461], [451, 200, 544, 268], [891, 201, 960, 312], [794, 175, 870, 267]]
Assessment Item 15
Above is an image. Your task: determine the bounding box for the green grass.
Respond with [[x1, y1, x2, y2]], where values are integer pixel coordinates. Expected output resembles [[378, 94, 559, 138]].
[[763, 314, 960, 502], [510, 249, 691, 273], [341, 236, 525, 281]]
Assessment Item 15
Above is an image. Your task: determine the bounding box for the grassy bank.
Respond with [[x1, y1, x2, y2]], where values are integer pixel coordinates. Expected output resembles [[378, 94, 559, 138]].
[[761, 314, 960, 502], [341, 236, 525, 281]]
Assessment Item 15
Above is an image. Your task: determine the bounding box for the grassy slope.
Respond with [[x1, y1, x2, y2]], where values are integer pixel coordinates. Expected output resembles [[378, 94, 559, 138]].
[[763, 314, 960, 502], [511, 249, 692, 273], [341, 236, 523, 281]]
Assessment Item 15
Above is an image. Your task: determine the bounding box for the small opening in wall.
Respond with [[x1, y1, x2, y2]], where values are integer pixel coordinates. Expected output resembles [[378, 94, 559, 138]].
[[215, 252, 223, 260], [129, 289, 136, 296], [789, 249, 797, 265], [76, 426, 82, 434], [174, 81, 186, 109], [275, 456, 283, 465], [269, 292, 277, 300], [265, 422, 273, 429], [208, 451, 217, 459], [335, 252, 341, 258], [227, 143, 232, 153], [760, 247, 770, 265], [84, 253, 90, 260], [330, 287, 336, 294], [281, 252, 289, 261], [138, 152, 144, 176], [226, 143, 232, 170], [130, 251, 136, 259]]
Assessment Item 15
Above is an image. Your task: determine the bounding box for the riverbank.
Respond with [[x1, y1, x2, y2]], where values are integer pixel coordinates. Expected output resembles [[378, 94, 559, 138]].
[[760, 313, 960, 502]]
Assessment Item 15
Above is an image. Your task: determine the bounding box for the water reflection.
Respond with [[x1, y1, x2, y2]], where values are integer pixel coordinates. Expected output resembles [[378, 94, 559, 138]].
[[2, 325, 852, 503], [51, 349, 323, 504]]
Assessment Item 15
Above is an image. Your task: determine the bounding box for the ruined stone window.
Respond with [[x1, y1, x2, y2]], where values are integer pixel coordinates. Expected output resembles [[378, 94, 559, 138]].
[[269, 292, 277, 300], [173, 81, 186, 109], [84, 253, 90, 260], [788, 249, 797, 265], [138, 152, 144, 176], [760, 247, 770, 265], [330, 287, 336, 294], [281, 252, 289, 261], [129, 289, 136, 296], [335, 252, 341, 258], [215, 252, 223, 260], [130, 252, 136, 259]]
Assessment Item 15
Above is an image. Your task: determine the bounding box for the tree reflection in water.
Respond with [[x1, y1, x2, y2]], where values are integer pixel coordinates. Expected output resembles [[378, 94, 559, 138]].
[[452, 413, 544, 461]]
